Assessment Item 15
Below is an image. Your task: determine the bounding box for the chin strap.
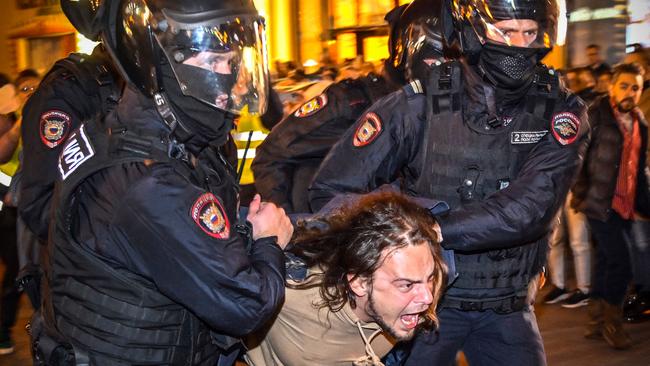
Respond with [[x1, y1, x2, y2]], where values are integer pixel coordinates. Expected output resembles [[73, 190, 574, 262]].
[[147, 23, 194, 146]]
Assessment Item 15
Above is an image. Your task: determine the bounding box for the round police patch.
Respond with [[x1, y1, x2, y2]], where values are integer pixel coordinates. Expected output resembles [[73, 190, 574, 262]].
[[294, 94, 327, 118], [551, 112, 580, 146], [353, 112, 382, 147], [39, 110, 71, 149], [190, 193, 231, 239]]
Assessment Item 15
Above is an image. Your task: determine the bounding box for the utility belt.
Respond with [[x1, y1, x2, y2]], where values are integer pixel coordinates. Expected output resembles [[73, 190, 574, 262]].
[[443, 296, 528, 314]]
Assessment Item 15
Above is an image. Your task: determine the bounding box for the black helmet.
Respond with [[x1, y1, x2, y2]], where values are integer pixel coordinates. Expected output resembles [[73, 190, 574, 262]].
[[61, 0, 108, 41], [385, 0, 448, 83], [384, 3, 408, 85], [447, 0, 564, 59], [104, 0, 270, 116]]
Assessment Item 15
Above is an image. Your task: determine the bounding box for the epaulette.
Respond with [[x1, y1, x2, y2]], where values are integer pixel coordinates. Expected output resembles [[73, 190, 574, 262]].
[[403, 79, 424, 98]]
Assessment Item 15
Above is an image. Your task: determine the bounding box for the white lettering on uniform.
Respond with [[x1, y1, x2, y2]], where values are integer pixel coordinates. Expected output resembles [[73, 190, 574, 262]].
[[58, 125, 96, 180]]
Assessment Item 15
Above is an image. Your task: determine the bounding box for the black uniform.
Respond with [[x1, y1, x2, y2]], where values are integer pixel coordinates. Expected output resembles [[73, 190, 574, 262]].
[[19, 46, 121, 241], [310, 61, 590, 365], [33, 87, 285, 365], [252, 73, 393, 213]]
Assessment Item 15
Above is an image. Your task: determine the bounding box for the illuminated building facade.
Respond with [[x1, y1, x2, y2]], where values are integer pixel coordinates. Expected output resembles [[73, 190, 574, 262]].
[[0, 0, 646, 77]]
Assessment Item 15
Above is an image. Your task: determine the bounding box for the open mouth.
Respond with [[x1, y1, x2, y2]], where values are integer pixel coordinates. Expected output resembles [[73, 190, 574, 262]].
[[400, 314, 420, 329]]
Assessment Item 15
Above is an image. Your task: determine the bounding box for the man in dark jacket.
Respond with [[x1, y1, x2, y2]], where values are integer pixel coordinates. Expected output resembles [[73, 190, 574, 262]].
[[31, 1, 293, 365], [251, 0, 449, 213], [572, 62, 647, 350], [310, 0, 589, 364]]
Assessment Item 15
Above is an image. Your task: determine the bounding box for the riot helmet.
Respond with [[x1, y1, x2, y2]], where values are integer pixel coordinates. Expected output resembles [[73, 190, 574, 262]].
[[390, 0, 448, 83], [446, 0, 565, 87], [104, 0, 269, 117], [392, 0, 446, 80], [61, 0, 108, 41]]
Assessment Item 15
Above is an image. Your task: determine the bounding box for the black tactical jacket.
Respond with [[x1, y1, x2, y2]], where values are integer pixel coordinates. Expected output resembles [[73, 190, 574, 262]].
[[252, 73, 393, 213], [40, 87, 286, 365], [310, 61, 590, 306]]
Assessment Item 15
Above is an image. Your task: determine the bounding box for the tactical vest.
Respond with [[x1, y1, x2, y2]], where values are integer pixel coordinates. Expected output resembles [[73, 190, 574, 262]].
[[410, 61, 560, 309], [38, 121, 231, 365], [17, 48, 124, 311]]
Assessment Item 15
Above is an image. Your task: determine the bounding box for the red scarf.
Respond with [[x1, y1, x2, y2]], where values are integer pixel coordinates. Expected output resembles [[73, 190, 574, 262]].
[[611, 98, 642, 220]]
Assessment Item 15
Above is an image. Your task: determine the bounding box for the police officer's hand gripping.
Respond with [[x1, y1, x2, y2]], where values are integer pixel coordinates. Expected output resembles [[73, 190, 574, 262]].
[[32, 1, 293, 365], [309, 0, 589, 365]]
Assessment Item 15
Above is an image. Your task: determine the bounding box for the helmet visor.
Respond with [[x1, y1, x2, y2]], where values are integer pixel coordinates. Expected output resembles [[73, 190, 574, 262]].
[[455, 0, 566, 48], [154, 11, 269, 115]]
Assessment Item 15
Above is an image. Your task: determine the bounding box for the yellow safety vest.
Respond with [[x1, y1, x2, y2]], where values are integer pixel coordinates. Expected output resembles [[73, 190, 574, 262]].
[[0, 142, 20, 186], [233, 107, 268, 185]]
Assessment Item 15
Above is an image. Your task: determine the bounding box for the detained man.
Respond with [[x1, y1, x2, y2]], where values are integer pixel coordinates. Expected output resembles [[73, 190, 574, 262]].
[[245, 192, 447, 365]]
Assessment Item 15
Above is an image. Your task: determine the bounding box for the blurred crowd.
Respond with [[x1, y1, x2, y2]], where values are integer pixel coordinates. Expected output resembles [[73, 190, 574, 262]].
[[0, 67, 41, 354], [542, 42, 650, 349]]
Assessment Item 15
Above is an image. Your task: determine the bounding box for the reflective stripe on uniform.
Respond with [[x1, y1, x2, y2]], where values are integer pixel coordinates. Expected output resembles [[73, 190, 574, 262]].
[[0, 170, 11, 187], [237, 149, 256, 159], [233, 131, 268, 142], [410, 79, 424, 94]]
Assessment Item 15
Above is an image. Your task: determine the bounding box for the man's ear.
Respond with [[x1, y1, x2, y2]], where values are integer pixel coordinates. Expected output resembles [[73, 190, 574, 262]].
[[347, 274, 369, 298]]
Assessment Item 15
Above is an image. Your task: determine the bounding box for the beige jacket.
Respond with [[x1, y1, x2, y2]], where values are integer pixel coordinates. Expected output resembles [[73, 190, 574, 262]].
[[245, 283, 394, 366]]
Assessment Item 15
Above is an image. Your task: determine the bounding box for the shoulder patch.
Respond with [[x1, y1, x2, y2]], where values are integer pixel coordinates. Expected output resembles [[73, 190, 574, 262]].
[[190, 193, 231, 239], [353, 112, 383, 147], [40, 110, 71, 149], [58, 124, 95, 180], [294, 94, 328, 118], [551, 112, 580, 145]]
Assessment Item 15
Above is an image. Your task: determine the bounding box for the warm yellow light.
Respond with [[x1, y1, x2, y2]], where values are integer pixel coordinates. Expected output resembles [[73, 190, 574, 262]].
[[335, 0, 358, 28], [270, 0, 293, 62], [337, 33, 357, 63], [76, 32, 99, 54], [363, 36, 389, 62], [556, 0, 567, 46]]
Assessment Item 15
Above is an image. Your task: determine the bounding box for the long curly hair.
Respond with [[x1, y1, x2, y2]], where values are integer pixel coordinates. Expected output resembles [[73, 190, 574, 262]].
[[288, 191, 447, 329]]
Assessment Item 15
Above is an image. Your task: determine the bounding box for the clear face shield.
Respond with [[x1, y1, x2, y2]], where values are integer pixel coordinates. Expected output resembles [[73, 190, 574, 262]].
[[152, 9, 270, 115], [454, 0, 566, 49]]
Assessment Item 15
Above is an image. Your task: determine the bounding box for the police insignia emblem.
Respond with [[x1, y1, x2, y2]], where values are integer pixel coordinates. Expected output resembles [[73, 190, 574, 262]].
[[191, 193, 230, 239], [294, 94, 327, 118], [353, 112, 382, 147], [551, 112, 580, 145], [40, 110, 71, 148]]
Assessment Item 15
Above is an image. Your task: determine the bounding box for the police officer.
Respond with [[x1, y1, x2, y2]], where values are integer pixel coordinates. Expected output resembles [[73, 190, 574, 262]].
[[19, 0, 122, 242], [251, 0, 449, 214], [33, 0, 293, 365], [16, 0, 123, 311], [309, 0, 589, 364]]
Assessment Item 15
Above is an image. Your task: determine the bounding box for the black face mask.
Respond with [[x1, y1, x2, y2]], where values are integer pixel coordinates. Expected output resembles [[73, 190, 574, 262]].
[[160, 63, 234, 150], [478, 42, 540, 89], [174, 63, 236, 110]]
